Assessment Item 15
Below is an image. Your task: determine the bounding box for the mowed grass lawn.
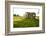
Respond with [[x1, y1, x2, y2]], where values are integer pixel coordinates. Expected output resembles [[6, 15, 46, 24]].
[[13, 16, 39, 28]]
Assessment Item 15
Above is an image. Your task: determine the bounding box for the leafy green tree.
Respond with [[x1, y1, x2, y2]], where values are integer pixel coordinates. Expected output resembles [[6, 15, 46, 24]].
[[13, 14, 16, 16]]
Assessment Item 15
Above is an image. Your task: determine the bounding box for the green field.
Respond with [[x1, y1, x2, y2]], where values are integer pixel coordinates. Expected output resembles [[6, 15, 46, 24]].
[[13, 16, 39, 28]]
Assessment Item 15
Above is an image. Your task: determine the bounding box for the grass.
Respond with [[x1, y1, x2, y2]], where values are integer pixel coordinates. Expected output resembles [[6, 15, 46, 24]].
[[13, 16, 39, 28]]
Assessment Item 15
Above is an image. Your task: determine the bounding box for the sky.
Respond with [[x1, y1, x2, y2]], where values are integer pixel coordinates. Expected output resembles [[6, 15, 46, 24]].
[[13, 7, 39, 16], [12, 5, 40, 16]]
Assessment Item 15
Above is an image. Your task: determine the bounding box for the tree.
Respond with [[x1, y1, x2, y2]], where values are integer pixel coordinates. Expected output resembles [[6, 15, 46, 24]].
[[13, 14, 16, 16], [24, 12, 36, 18]]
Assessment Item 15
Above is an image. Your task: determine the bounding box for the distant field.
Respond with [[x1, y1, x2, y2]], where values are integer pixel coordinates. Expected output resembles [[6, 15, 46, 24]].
[[13, 16, 39, 28]]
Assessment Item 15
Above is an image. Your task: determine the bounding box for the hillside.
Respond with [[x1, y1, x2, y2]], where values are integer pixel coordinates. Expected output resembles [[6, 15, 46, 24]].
[[13, 16, 39, 28]]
